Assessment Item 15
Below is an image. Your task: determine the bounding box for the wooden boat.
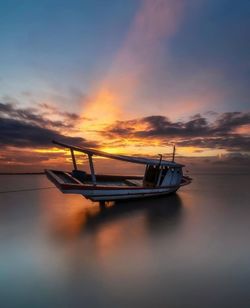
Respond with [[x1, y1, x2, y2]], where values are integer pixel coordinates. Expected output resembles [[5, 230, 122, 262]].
[[45, 140, 192, 202]]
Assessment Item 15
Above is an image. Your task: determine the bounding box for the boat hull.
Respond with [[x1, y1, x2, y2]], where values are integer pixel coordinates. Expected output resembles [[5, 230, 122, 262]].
[[45, 169, 191, 202], [61, 186, 178, 201]]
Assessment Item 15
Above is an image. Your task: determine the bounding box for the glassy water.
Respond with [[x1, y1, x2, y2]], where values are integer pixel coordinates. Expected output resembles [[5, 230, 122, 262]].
[[0, 174, 249, 307]]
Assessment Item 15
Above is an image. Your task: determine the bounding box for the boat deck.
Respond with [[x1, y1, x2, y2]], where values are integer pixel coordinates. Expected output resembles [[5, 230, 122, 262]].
[[83, 180, 137, 186], [46, 170, 143, 188]]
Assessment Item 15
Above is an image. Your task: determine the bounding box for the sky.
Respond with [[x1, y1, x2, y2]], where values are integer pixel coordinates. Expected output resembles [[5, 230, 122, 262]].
[[0, 0, 249, 172]]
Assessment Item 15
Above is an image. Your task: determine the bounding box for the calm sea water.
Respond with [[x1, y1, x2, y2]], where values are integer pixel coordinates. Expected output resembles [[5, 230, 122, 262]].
[[0, 173, 250, 308]]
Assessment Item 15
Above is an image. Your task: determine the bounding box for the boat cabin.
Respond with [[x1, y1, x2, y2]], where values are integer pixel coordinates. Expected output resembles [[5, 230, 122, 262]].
[[143, 164, 183, 188]]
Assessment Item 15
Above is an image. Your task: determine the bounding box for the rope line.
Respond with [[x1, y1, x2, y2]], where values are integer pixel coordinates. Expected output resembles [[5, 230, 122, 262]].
[[0, 187, 55, 194]]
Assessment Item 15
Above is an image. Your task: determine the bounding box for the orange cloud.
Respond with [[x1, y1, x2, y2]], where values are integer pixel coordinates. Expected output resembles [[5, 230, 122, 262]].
[[234, 124, 250, 136]]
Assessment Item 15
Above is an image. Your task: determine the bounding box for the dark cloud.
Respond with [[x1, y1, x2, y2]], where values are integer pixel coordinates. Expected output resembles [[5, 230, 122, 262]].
[[176, 136, 250, 152], [1, 100, 249, 168], [38, 103, 83, 122], [0, 102, 100, 163], [102, 112, 250, 152], [0, 117, 98, 149], [0, 102, 71, 130], [213, 112, 250, 134], [204, 110, 218, 117]]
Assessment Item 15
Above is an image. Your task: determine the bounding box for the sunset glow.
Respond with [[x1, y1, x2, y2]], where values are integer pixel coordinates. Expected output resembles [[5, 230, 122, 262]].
[[1, 3, 250, 307], [0, 0, 249, 172]]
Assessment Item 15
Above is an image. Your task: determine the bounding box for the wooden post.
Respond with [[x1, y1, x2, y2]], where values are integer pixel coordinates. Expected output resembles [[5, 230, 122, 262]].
[[88, 154, 96, 185], [70, 148, 77, 170], [156, 168, 163, 187], [143, 164, 148, 182], [172, 145, 176, 162], [158, 154, 163, 165], [156, 154, 163, 187]]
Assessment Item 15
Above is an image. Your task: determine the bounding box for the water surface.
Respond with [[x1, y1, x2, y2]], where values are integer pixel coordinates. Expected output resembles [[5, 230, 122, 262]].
[[0, 174, 249, 307]]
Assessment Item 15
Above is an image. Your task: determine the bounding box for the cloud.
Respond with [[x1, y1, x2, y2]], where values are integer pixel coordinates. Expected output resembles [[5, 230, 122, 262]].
[[213, 112, 250, 134], [38, 103, 86, 122], [0, 102, 73, 130], [101, 111, 250, 152], [1, 99, 249, 170], [0, 102, 99, 151], [0, 117, 98, 149], [177, 136, 250, 152], [0, 100, 95, 135], [0, 102, 96, 170]]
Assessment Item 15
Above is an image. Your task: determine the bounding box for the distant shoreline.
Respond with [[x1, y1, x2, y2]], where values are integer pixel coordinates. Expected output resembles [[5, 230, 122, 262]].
[[0, 172, 44, 175]]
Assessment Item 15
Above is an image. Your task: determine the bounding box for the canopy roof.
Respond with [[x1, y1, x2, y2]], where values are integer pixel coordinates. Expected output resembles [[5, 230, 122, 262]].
[[53, 140, 184, 167]]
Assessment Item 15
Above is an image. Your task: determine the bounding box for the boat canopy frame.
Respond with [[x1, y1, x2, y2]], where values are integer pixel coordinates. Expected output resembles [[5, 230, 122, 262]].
[[53, 140, 184, 186], [53, 140, 184, 168]]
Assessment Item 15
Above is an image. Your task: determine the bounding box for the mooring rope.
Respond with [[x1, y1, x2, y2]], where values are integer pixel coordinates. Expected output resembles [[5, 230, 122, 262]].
[[0, 187, 55, 194], [0, 173, 56, 194]]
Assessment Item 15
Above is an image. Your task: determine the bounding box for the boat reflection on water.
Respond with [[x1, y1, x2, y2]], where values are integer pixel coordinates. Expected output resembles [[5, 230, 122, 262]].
[[44, 193, 183, 244], [86, 194, 183, 234]]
